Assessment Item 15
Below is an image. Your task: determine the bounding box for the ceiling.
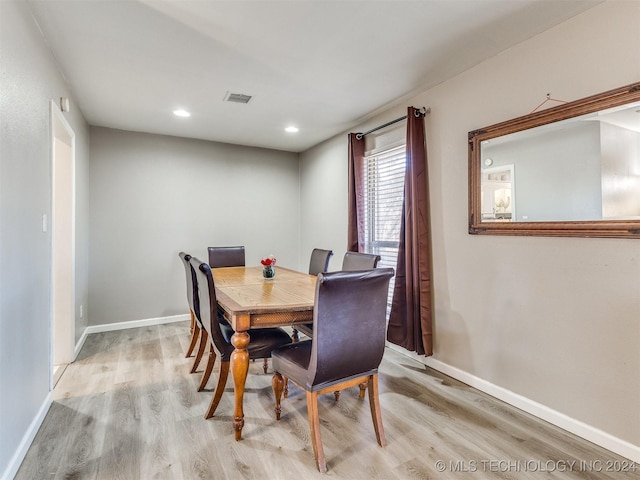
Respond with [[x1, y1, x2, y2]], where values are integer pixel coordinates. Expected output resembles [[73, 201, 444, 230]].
[[27, 0, 601, 153]]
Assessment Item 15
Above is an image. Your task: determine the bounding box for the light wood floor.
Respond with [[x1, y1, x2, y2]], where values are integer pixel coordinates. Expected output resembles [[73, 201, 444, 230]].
[[16, 322, 637, 479]]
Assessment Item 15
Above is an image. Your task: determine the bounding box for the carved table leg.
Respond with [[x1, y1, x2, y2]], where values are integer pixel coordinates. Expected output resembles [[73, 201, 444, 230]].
[[231, 330, 250, 441], [272, 372, 284, 420]]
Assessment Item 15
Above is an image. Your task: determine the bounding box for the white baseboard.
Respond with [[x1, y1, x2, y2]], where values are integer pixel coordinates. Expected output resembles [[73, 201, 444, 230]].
[[386, 344, 639, 463], [73, 328, 88, 361], [84, 313, 189, 335], [1, 392, 52, 480]]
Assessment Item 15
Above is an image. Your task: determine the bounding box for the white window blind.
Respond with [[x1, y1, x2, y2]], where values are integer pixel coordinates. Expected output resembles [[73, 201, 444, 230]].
[[362, 145, 406, 312]]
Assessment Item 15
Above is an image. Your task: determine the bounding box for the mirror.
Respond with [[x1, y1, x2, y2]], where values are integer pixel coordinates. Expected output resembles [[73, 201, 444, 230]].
[[468, 82, 640, 238]]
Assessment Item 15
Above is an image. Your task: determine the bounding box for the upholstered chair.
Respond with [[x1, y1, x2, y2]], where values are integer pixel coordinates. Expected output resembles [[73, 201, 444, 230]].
[[178, 252, 208, 378], [271, 268, 394, 473], [341, 251, 381, 271], [208, 245, 246, 268], [294, 248, 334, 340], [190, 256, 292, 419], [308, 248, 333, 276]]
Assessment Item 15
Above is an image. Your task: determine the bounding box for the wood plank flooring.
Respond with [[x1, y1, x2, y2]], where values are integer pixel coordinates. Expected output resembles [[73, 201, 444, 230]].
[[15, 322, 637, 479]]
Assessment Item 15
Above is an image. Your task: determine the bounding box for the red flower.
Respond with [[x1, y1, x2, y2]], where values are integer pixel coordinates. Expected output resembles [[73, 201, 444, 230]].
[[261, 256, 276, 266]]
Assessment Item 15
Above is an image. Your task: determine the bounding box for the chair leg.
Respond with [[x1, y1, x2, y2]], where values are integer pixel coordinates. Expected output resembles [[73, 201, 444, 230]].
[[283, 376, 289, 398], [367, 374, 386, 447], [359, 381, 367, 399], [272, 372, 284, 420], [190, 329, 208, 373], [263, 358, 268, 374], [306, 390, 327, 473], [185, 315, 200, 358], [198, 345, 216, 391], [205, 361, 230, 419]]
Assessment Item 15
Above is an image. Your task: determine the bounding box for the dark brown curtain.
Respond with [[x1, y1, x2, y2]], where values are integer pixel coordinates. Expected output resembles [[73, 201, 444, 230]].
[[387, 107, 433, 356], [347, 133, 365, 252]]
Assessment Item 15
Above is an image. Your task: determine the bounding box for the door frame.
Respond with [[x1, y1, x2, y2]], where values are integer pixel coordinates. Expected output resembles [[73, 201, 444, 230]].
[[50, 99, 76, 389]]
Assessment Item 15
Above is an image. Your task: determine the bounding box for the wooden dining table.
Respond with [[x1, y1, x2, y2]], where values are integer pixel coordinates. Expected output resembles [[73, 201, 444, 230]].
[[211, 265, 317, 440]]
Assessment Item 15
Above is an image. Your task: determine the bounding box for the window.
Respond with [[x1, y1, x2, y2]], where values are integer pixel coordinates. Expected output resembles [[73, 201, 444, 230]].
[[362, 145, 406, 311]]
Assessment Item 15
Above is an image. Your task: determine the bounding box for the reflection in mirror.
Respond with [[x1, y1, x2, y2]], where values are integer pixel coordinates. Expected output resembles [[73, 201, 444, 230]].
[[469, 82, 640, 238], [481, 102, 640, 222]]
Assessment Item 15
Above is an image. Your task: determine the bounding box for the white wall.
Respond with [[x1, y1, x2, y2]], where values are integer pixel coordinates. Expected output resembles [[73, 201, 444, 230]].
[[89, 127, 301, 325], [300, 0, 640, 459], [0, 1, 90, 478]]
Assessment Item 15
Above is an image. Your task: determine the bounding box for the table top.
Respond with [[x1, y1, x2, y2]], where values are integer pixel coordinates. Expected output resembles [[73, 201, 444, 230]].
[[212, 266, 317, 330]]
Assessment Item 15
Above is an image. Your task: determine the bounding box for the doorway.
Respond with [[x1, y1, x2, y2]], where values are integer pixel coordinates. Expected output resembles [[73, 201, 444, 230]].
[[481, 164, 516, 221], [50, 100, 75, 388]]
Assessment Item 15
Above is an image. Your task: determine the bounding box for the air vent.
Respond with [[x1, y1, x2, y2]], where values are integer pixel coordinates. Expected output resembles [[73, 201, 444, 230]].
[[224, 92, 252, 104]]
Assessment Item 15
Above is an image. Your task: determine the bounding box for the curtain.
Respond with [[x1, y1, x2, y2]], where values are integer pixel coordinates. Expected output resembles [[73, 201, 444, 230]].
[[347, 133, 365, 253], [387, 107, 433, 356]]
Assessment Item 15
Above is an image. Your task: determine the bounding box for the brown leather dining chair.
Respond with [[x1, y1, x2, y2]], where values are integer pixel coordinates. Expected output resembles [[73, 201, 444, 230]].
[[190, 256, 292, 419], [271, 268, 394, 473], [208, 245, 245, 268], [178, 252, 208, 377], [308, 248, 333, 276], [341, 251, 381, 271], [294, 248, 333, 340], [180, 251, 224, 391]]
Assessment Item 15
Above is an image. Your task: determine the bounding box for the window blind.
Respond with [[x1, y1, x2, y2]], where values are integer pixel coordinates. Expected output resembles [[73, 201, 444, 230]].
[[363, 145, 406, 312]]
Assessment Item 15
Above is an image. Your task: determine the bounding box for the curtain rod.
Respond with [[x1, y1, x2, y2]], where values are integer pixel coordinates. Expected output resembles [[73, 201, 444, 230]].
[[355, 106, 430, 140]]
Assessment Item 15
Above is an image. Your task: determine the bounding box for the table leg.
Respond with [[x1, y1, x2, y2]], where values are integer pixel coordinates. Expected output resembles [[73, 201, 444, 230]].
[[230, 330, 250, 440]]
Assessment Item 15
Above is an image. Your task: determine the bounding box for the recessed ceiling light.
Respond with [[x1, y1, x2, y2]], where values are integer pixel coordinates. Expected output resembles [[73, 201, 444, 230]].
[[173, 109, 191, 117], [285, 126, 299, 133]]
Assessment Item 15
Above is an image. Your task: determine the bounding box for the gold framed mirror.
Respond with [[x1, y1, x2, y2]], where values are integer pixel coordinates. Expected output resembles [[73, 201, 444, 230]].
[[468, 82, 640, 238]]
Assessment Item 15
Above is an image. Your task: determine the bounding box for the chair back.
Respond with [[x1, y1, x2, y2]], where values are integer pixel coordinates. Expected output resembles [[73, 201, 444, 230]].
[[308, 268, 394, 389], [341, 251, 381, 271], [190, 256, 235, 359], [179, 252, 200, 326], [308, 248, 333, 276], [208, 246, 246, 268]]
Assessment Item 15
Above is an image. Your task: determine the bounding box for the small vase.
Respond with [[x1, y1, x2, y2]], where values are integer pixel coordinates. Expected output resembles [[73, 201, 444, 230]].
[[262, 265, 275, 279]]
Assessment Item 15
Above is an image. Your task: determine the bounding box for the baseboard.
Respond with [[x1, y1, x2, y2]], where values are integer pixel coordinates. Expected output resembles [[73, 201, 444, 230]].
[[73, 328, 88, 361], [1, 392, 52, 480], [84, 313, 189, 335], [386, 344, 639, 463]]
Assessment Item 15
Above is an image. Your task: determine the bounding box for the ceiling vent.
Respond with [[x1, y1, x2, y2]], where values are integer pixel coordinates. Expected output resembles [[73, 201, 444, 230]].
[[224, 92, 252, 104]]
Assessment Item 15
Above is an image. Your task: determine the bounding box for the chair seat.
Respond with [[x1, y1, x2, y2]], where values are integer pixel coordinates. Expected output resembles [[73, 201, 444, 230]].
[[273, 340, 378, 393], [218, 322, 292, 359], [272, 340, 312, 386]]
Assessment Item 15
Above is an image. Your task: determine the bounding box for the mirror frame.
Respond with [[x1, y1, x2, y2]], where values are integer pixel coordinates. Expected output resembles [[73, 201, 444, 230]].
[[468, 82, 640, 239]]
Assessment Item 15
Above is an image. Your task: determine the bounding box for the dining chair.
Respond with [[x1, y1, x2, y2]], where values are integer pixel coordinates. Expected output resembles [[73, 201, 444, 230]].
[[190, 256, 293, 419], [271, 268, 394, 473], [178, 252, 208, 378], [293, 248, 334, 340], [208, 245, 246, 268], [341, 251, 381, 271], [308, 248, 333, 276]]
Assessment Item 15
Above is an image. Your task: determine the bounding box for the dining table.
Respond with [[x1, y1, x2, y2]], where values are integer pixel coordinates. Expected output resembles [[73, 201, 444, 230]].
[[211, 265, 317, 440]]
